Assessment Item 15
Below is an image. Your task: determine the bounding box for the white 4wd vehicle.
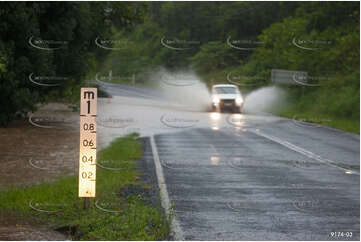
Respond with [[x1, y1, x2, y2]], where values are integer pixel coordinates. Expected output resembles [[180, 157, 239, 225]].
[[211, 84, 244, 113]]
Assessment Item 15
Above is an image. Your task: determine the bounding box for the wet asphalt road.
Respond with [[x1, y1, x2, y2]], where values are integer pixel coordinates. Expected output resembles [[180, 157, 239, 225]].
[[98, 82, 360, 240]]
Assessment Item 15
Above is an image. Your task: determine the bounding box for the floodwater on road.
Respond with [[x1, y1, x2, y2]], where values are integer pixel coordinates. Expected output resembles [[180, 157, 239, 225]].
[[1, 91, 359, 241]]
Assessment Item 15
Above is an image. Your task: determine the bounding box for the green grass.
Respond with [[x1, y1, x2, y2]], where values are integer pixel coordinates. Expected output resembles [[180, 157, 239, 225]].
[[275, 110, 360, 134], [0, 134, 170, 240]]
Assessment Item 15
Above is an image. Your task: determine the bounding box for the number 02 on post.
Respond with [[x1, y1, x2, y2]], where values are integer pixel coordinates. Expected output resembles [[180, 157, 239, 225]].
[[79, 88, 97, 197]]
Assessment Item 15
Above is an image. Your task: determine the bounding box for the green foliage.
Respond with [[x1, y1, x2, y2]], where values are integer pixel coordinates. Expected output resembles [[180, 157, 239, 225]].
[[0, 2, 146, 126], [190, 41, 241, 76], [237, 2, 359, 122], [1, 2, 358, 130], [0, 50, 6, 73], [99, 2, 300, 79], [94, 2, 359, 130]]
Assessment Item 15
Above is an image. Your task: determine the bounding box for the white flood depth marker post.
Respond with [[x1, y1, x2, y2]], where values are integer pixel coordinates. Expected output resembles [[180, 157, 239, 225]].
[[79, 88, 97, 209]]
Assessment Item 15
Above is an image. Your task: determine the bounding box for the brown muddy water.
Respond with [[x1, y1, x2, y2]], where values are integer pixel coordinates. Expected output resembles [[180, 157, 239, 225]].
[[0, 103, 79, 240], [0, 214, 69, 240]]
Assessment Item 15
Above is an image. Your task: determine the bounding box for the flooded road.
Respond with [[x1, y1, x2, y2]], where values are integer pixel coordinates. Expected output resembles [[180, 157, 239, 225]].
[[97, 82, 360, 240], [0, 82, 359, 240]]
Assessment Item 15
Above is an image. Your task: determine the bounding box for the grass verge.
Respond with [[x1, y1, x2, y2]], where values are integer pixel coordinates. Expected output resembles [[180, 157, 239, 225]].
[[274, 110, 360, 134], [0, 133, 170, 240]]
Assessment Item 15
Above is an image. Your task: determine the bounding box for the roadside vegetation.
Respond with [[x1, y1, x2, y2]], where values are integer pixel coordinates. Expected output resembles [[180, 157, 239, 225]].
[[266, 86, 360, 134], [278, 110, 359, 134], [0, 134, 170, 240], [0, 2, 147, 126], [100, 2, 359, 133], [0, 2, 359, 133]]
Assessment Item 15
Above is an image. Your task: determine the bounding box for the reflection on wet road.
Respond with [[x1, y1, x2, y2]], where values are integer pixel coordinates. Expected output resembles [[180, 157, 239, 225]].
[[98, 83, 360, 240], [155, 128, 359, 240]]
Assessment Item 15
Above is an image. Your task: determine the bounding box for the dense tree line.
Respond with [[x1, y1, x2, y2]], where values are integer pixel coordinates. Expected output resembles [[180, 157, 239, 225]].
[[105, 1, 359, 121], [0, 2, 359, 126], [0, 1, 146, 126], [104, 2, 300, 76], [240, 2, 360, 119]]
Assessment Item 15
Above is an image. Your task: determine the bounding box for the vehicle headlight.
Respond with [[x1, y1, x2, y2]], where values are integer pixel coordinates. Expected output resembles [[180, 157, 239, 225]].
[[235, 97, 243, 105], [212, 97, 220, 104]]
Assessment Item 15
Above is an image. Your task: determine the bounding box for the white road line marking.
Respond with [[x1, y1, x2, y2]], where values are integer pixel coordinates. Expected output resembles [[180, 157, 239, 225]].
[[249, 129, 359, 175], [150, 136, 184, 240]]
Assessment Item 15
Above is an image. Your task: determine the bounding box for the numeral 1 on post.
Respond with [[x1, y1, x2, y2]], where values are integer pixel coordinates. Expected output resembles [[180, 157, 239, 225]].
[[79, 88, 97, 197]]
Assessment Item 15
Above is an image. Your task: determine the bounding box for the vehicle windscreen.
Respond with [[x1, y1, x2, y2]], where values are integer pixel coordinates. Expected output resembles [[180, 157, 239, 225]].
[[214, 87, 238, 94]]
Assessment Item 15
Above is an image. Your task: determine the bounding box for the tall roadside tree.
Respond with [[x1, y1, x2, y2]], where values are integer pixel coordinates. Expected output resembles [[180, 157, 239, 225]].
[[0, 2, 144, 126]]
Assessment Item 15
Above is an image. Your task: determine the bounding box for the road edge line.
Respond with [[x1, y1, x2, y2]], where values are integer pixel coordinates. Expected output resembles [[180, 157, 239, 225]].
[[150, 135, 184, 240], [249, 129, 359, 175]]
